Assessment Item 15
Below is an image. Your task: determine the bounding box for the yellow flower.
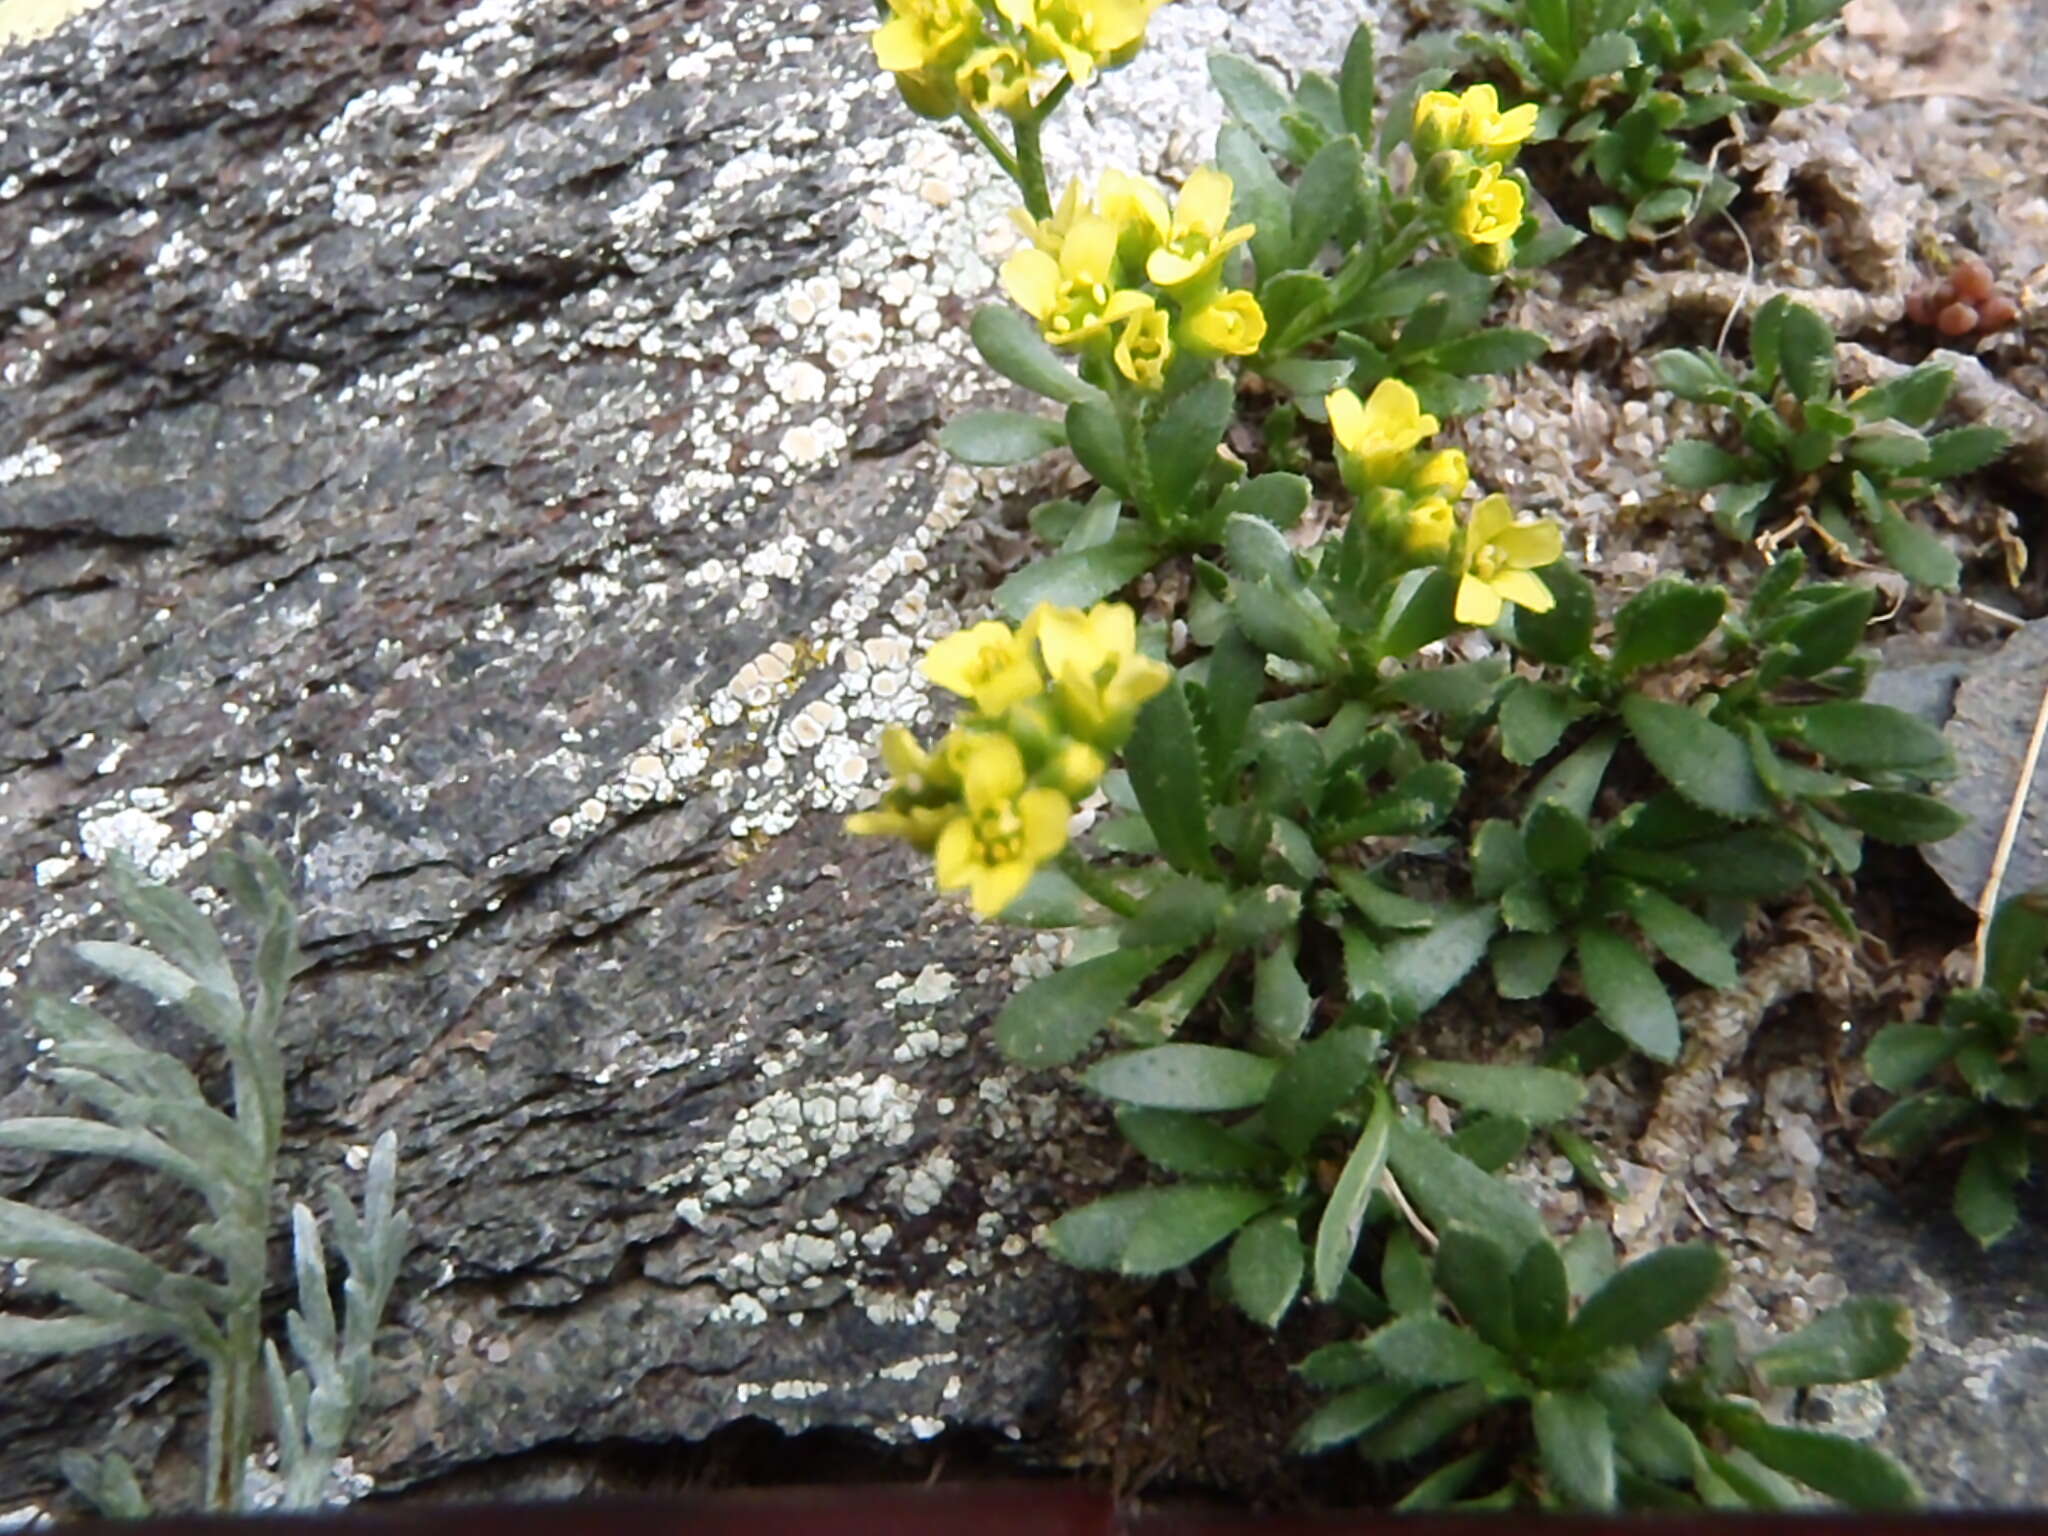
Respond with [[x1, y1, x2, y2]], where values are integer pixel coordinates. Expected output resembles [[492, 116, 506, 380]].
[[1455, 494, 1564, 627], [1453, 164, 1525, 248], [1145, 168, 1255, 291], [933, 734, 1072, 916], [1045, 739, 1110, 798], [1327, 379, 1440, 484], [1114, 300, 1174, 389], [872, 0, 986, 118], [956, 43, 1037, 118], [1026, 601, 1173, 744], [922, 619, 1046, 715], [1096, 167, 1171, 270], [1012, 178, 1090, 254], [844, 726, 964, 850], [1413, 84, 1541, 160], [999, 0, 1165, 84], [1411, 448, 1469, 498], [1001, 213, 1152, 348], [1400, 496, 1459, 558], [1181, 289, 1267, 356]]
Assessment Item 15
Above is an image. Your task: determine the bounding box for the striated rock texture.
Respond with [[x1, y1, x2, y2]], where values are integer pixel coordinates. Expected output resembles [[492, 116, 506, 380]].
[[0, 0, 1363, 1511], [1, 0, 2046, 1516]]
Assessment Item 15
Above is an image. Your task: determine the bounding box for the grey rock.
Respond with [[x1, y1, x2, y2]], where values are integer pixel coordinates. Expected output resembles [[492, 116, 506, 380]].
[[1925, 620, 2048, 913]]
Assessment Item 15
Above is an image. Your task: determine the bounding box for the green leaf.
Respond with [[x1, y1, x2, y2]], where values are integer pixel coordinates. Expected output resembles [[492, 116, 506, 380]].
[[1358, 1380, 1496, 1462], [1566, 30, 1642, 82], [1768, 584, 1875, 676], [1848, 361, 1953, 427], [1559, 1244, 1727, 1359], [936, 408, 1065, 466], [1045, 1188, 1163, 1268], [1121, 877, 1229, 950], [1492, 931, 1569, 999], [1719, 1411, 1921, 1509], [1210, 52, 1295, 155], [1576, 927, 1682, 1063], [1125, 678, 1218, 877], [1530, 730, 1619, 821], [1831, 790, 1968, 846], [1622, 694, 1771, 820], [1366, 1314, 1515, 1387], [1147, 378, 1235, 513], [1919, 424, 2008, 480], [1434, 1227, 1520, 1353], [0, 1314, 156, 1356], [1290, 134, 1366, 267], [1852, 470, 1958, 589], [1064, 396, 1132, 497], [1864, 1023, 1960, 1094], [1084, 1044, 1280, 1110], [1447, 1113, 1530, 1172], [1292, 1380, 1413, 1454], [1385, 1119, 1549, 1261], [1790, 700, 1953, 777], [1381, 1226, 1435, 1316], [1662, 440, 1748, 488], [1774, 299, 1837, 401], [993, 946, 1177, 1067], [1523, 801, 1594, 875], [1338, 21, 1377, 138], [994, 532, 1158, 620], [1650, 349, 1737, 403], [1711, 480, 1776, 539], [1753, 1297, 1915, 1388], [1314, 1090, 1393, 1301], [1513, 1238, 1571, 1354], [1535, 1391, 1618, 1510], [1431, 328, 1549, 376], [1330, 868, 1437, 932], [1955, 1140, 2020, 1248], [969, 305, 1097, 405], [1622, 886, 1739, 989], [1221, 472, 1313, 532], [1845, 420, 1931, 472], [1120, 1184, 1277, 1276], [1381, 905, 1499, 1022], [1216, 123, 1292, 280], [1265, 1025, 1383, 1159], [1858, 1091, 1974, 1159], [1498, 679, 1580, 766], [1985, 894, 2048, 1000], [1610, 579, 1726, 676], [1404, 1061, 1586, 1124], [1386, 658, 1509, 718], [1252, 933, 1314, 1049], [1117, 1107, 1277, 1179], [1377, 566, 1459, 657], [1229, 1214, 1306, 1328]]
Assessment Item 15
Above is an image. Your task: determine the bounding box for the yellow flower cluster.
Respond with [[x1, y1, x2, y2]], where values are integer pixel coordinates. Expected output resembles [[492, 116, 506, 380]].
[[1003, 167, 1265, 389], [1411, 85, 1537, 275], [1326, 379, 1563, 626], [848, 602, 1172, 916], [872, 0, 1169, 121]]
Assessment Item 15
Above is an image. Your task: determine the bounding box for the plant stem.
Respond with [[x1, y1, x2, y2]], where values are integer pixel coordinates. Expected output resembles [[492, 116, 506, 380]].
[[957, 105, 1026, 194], [1057, 849, 1140, 918]]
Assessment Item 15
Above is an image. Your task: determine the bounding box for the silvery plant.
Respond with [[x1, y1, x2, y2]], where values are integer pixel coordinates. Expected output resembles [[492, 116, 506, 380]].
[[0, 841, 408, 1516]]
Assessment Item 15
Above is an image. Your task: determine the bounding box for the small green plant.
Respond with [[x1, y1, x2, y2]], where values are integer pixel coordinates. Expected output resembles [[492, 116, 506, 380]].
[[1461, 0, 1849, 239], [0, 842, 409, 1515], [1657, 296, 2011, 587], [1292, 1213, 1919, 1510], [1862, 890, 2048, 1248]]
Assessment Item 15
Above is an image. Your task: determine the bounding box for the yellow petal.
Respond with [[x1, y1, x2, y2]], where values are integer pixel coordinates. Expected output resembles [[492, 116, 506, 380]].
[[1084, 602, 1138, 658], [1018, 787, 1074, 862], [970, 859, 1034, 917], [872, 17, 926, 72], [1489, 568, 1556, 614], [1412, 449, 1469, 497], [1468, 493, 1515, 548], [921, 621, 1011, 697], [1061, 214, 1120, 284], [1001, 248, 1060, 320], [1463, 84, 1501, 120], [1489, 517, 1564, 569], [960, 731, 1027, 807], [1326, 388, 1367, 454], [1029, 605, 1095, 680], [1177, 167, 1234, 237], [1493, 102, 1540, 145], [1362, 378, 1437, 450], [879, 725, 927, 781], [1454, 574, 1505, 628], [845, 809, 902, 838], [933, 817, 977, 889]]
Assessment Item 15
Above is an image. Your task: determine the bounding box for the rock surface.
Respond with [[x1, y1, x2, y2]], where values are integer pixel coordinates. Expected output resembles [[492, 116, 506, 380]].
[[1, 0, 2046, 1516]]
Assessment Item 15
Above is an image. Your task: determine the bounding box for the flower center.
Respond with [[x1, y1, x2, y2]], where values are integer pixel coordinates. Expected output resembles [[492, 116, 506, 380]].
[[974, 803, 1027, 864]]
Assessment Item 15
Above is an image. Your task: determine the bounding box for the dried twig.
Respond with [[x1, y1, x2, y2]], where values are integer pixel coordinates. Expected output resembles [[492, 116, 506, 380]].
[[1380, 1170, 1439, 1252], [1973, 666, 2048, 985]]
